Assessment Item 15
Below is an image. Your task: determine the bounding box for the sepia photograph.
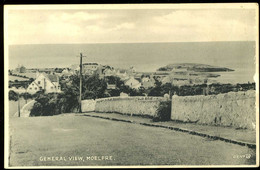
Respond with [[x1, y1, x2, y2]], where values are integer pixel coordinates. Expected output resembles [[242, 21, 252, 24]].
[[4, 3, 259, 168]]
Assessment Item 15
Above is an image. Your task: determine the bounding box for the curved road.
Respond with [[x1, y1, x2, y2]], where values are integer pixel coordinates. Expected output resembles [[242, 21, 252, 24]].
[[13, 100, 35, 117]]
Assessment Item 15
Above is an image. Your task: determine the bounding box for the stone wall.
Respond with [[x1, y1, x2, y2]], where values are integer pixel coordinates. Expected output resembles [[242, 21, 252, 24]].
[[81, 99, 96, 112], [95, 96, 166, 117], [171, 90, 256, 130]]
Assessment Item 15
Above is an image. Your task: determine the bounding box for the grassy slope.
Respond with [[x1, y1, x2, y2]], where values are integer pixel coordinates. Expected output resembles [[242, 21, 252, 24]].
[[9, 75, 30, 81]]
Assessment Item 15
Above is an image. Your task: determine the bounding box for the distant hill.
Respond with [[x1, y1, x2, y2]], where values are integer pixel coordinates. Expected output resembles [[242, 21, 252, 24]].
[[157, 63, 234, 72]]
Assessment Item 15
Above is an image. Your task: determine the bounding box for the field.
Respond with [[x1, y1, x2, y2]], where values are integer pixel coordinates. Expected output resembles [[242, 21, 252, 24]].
[[8, 114, 256, 167], [9, 75, 30, 81], [11, 72, 36, 79]]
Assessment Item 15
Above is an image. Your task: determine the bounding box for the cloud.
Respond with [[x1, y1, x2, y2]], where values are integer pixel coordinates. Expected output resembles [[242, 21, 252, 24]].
[[6, 8, 257, 44], [151, 10, 256, 42], [59, 11, 105, 21], [113, 22, 135, 30]]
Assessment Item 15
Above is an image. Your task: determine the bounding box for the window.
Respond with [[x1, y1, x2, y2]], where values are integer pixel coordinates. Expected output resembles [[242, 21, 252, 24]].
[[29, 88, 32, 90], [35, 87, 37, 90], [39, 87, 42, 90], [38, 81, 41, 84], [32, 84, 34, 86], [51, 86, 53, 89]]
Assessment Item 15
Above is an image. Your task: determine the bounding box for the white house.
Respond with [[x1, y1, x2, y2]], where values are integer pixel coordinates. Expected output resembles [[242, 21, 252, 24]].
[[27, 72, 61, 94], [83, 62, 99, 75], [124, 77, 141, 89], [103, 68, 116, 77], [141, 77, 150, 83], [141, 77, 155, 88], [115, 69, 130, 80], [129, 66, 136, 74]]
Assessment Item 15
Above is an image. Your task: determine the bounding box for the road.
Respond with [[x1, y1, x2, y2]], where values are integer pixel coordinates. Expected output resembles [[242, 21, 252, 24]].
[[8, 114, 256, 167], [8, 99, 33, 117]]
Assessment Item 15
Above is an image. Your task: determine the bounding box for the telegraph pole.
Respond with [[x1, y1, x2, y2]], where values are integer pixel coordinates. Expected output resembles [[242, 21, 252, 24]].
[[79, 52, 86, 113]]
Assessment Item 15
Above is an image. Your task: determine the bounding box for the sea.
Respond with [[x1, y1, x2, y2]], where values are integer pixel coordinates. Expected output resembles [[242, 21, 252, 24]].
[[8, 41, 257, 84]]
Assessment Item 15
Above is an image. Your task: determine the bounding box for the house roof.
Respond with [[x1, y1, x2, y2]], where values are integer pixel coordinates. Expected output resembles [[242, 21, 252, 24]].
[[142, 81, 155, 88], [30, 73, 59, 89], [83, 63, 98, 65], [115, 68, 128, 73], [124, 77, 140, 83], [47, 74, 58, 82], [135, 77, 142, 82]]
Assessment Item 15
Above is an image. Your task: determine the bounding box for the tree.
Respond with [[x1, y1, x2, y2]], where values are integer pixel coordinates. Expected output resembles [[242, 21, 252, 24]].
[[161, 83, 172, 95], [105, 76, 118, 84], [82, 74, 107, 99], [9, 90, 18, 101], [107, 89, 120, 97], [138, 86, 147, 96], [31, 73, 108, 116], [30, 102, 43, 116], [82, 90, 96, 100], [148, 79, 163, 96], [20, 92, 32, 104], [30, 93, 61, 116], [60, 78, 80, 112], [119, 84, 132, 95]]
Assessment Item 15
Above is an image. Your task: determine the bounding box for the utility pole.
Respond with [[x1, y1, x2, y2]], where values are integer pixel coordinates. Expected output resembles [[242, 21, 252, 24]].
[[79, 52, 86, 113]]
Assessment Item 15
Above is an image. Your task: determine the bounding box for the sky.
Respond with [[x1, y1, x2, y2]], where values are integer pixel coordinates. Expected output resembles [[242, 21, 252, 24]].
[[6, 5, 257, 44]]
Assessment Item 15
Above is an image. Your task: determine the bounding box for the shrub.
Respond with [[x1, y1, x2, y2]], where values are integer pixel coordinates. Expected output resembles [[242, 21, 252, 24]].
[[9, 90, 18, 101], [30, 93, 61, 116], [30, 102, 43, 116], [20, 92, 32, 101], [153, 100, 171, 122]]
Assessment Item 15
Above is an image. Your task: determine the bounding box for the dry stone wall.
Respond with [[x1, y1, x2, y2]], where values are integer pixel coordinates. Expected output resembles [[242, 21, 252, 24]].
[[95, 96, 166, 117], [171, 90, 256, 130], [81, 99, 96, 112]]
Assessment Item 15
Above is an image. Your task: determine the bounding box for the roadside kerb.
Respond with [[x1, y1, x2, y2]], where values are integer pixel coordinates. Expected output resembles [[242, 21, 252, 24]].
[[80, 114, 256, 149]]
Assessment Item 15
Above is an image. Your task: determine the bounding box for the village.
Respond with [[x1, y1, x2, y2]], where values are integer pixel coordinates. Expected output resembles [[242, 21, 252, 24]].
[[9, 62, 226, 95], [7, 61, 257, 166]]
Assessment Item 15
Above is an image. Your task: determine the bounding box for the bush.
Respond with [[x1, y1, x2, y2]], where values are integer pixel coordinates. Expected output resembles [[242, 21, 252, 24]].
[[153, 100, 171, 122], [30, 102, 43, 116], [30, 93, 61, 116], [9, 90, 18, 101], [20, 92, 32, 101]]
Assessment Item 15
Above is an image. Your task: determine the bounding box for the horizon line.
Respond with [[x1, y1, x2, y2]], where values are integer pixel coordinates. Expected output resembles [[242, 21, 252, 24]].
[[9, 62, 236, 70]]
